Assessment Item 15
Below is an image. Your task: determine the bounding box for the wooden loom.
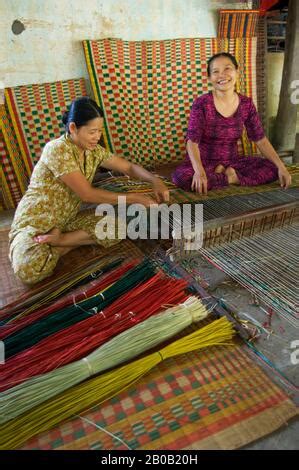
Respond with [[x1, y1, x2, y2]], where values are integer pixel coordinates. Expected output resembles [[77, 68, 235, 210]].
[[168, 196, 298, 328], [170, 197, 298, 253]]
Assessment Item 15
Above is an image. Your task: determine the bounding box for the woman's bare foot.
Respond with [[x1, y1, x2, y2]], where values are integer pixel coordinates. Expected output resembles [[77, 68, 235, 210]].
[[225, 167, 240, 185], [34, 229, 80, 258], [34, 228, 95, 249], [34, 228, 61, 245], [214, 164, 225, 174]]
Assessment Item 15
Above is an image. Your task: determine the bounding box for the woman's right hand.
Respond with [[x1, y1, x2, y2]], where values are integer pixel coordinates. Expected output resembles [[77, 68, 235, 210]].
[[191, 169, 208, 195]]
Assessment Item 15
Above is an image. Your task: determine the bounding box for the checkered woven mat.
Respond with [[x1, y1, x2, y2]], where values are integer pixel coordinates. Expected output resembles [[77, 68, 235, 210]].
[[4, 78, 87, 176], [0, 106, 29, 209], [21, 339, 297, 450], [217, 9, 267, 137], [95, 165, 299, 203], [83, 37, 258, 167]]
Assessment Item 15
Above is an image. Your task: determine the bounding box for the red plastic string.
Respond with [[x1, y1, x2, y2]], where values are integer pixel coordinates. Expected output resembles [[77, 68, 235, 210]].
[[0, 274, 188, 391], [0, 260, 138, 341]]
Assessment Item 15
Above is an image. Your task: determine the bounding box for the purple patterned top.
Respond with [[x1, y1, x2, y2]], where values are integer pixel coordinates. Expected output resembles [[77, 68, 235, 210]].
[[186, 92, 265, 166]]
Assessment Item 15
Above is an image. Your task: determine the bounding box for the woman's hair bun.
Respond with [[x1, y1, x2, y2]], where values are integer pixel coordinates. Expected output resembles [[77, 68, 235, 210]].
[[62, 110, 69, 125]]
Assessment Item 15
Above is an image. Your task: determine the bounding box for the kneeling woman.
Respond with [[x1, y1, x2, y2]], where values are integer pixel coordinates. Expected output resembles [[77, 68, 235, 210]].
[[172, 52, 291, 194], [9, 97, 169, 284]]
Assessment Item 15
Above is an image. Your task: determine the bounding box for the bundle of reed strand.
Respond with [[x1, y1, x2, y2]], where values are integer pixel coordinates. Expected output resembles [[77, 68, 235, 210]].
[[1, 253, 126, 321], [0, 316, 234, 449], [0, 274, 188, 391], [3, 258, 156, 358], [0, 260, 138, 341], [0, 296, 209, 423]]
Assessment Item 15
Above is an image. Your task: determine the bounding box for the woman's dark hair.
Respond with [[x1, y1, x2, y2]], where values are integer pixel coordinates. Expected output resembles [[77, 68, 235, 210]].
[[207, 53, 239, 77], [62, 96, 104, 132]]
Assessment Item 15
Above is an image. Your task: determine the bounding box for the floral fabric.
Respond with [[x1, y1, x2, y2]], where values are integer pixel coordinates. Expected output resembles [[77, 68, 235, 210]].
[[9, 135, 121, 284]]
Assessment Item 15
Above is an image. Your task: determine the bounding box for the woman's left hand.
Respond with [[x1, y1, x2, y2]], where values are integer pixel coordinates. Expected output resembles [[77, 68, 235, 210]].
[[152, 178, 170, 203], [278, 167, 292, 189]]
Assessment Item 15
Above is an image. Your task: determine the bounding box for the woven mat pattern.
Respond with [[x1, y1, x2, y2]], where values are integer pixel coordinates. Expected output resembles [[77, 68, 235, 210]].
[[21, 341, 297, 450], [95, 165, 299, 204], [218, 9, 260, 37], [256, 15, 267, 130], [83, 37, 258, 166], [0, 106, 28, 209], [217, 9, 267, 132], [5, 79, 87, 176]]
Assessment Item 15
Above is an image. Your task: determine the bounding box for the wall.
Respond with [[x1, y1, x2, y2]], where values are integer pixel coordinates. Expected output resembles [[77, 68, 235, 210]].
[[6, 0, 285, 132], [266, 51, 298, 140], [0, 0, 231, 88]]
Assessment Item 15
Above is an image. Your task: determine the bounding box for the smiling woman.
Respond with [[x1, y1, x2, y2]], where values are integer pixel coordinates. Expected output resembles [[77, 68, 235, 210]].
[[62, 98, 104, 152], [9, 97, 169, 285], [172, 52, 291, 195]]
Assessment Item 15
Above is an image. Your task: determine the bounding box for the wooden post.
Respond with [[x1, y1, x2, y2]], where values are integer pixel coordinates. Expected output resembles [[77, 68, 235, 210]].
[[272, 0, 299, 151]]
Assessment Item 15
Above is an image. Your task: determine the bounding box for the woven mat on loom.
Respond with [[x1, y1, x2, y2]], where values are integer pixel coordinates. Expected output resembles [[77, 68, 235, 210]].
[[0, 228, 143, 311], [0, 106, 29, 210], [21, 340, 297, 450], [217, 9, 267, 134], [83, 37, 257, 167], [97, 165, 299, 204], [4, 78, 87, 177]]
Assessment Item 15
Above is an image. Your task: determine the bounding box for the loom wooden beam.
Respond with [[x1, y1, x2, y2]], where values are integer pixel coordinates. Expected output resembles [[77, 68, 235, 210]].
[[272, 0, 299, 151], [202, 201, 298, 248]]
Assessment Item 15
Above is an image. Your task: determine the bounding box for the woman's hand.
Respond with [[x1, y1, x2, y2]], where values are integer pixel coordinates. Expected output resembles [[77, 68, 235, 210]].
[[151, 178, 170, 203], [278, 167, 292, 189], [191, 170, 208, 195], [102, 157, 170, 203]]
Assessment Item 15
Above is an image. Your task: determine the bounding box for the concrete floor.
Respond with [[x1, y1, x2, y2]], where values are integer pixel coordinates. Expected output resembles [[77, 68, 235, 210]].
[[0, 209, 14, 230]]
